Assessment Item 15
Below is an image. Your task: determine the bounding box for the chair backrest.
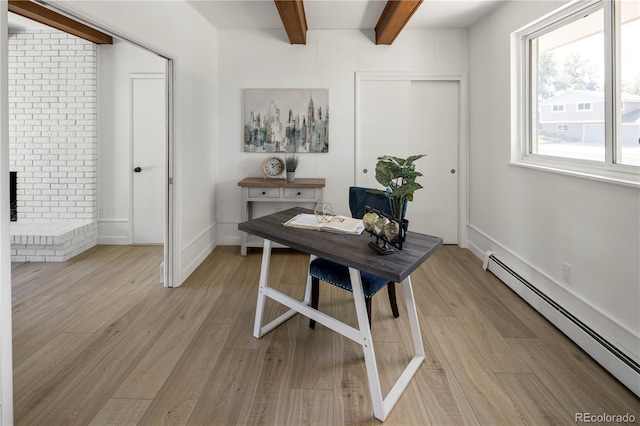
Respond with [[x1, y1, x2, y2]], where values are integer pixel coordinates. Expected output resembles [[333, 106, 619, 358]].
[[348, 186, 407, 219]]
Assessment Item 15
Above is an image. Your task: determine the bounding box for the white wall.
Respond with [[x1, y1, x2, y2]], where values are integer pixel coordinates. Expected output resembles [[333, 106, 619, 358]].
[[468, 1, 639, 363], [97, 40, 165, 244], [54, 0, 219, 284], [216, 28, 467, 244]]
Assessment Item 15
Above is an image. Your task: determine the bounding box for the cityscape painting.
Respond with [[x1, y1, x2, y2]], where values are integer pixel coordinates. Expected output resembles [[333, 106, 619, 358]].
[[243, 88, 329, 153]]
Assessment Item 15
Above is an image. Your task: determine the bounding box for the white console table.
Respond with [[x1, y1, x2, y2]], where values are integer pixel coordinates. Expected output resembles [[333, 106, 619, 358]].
[[238, 177, 325, 255]]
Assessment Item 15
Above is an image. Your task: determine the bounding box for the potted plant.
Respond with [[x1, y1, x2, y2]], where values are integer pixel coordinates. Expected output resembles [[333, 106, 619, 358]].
[[285, 154, 299, 182], [372, 154, 426, 219]]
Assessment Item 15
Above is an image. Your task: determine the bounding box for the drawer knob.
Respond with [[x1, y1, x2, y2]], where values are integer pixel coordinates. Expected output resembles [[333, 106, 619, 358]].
[[262, 191, 266, 195], [297, 191, 301, 195]]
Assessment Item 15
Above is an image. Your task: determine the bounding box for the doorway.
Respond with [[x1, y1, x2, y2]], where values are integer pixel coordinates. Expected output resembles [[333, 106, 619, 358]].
[[4, 13, 175, 281], [355, 73, 468, 245]]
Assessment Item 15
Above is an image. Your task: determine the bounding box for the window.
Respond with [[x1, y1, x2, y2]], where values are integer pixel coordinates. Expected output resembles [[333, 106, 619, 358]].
[[513, 0, 640, 185]]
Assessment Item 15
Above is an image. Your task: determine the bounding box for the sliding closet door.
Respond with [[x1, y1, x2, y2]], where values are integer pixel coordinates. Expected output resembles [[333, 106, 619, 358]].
[[357, 78, 459, 243]]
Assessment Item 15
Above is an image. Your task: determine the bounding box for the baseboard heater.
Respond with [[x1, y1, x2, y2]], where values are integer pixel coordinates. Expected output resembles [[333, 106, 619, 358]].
[[484, 252, 639, 396]]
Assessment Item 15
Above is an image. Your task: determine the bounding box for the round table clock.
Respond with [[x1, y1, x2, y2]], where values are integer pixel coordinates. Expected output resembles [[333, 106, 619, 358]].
[[262, 156, 285, 179]]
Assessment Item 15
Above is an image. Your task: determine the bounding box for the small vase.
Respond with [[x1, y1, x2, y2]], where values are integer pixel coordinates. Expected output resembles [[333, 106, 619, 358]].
[[286, 172, 295, 182]]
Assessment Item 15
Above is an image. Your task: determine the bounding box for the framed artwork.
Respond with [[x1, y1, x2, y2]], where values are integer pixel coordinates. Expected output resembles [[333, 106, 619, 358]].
[[243, 88, 329, 153]]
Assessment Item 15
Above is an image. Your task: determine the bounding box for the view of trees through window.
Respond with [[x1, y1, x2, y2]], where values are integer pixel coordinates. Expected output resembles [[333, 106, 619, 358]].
[[530, 2, 640, 167]]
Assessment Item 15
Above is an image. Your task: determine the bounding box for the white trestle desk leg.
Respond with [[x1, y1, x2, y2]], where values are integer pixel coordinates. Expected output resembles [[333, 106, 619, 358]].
[[402, 276, 425, 357], [348, 267, 385, 421], [253, 239, 272, 338], [348, 269, 426, 422], [254, 238, 299, 338]]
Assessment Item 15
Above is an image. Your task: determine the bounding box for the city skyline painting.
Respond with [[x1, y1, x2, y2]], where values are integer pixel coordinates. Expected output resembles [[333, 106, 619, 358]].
[[243, 88, 329, 153]]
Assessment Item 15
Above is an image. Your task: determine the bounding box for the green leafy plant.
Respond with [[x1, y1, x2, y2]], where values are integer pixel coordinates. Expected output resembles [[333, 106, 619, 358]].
[[372, 154, 426, 219], [285, 154, 299, 172]]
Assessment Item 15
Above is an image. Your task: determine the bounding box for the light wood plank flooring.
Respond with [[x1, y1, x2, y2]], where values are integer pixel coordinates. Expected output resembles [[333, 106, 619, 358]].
[[12, 244, 639, 425]]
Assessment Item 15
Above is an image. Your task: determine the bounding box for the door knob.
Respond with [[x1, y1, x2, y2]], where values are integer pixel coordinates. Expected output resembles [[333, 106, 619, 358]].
[[450, 169, 456, 174], [363, 168, 368, 174], [134, 167, 142, 173]]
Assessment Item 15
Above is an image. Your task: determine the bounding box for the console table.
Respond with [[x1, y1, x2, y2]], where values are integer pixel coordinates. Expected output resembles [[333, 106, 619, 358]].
[[238, 178, 325, 255]]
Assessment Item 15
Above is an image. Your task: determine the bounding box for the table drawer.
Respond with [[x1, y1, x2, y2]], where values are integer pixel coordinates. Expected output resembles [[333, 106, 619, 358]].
[[248, 187, 281, 198], [284, 188, 316, 199]]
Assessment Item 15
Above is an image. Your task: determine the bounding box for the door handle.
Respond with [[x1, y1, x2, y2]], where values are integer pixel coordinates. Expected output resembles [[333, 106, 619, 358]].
[[134, 167, 142, 173]]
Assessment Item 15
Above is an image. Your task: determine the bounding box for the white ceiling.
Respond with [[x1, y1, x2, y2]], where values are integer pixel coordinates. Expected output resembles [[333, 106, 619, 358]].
[[8, 0, 504, 34], [188, 0, 503, 30]]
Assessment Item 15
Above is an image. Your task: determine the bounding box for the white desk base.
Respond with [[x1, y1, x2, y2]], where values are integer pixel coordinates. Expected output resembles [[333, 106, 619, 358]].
[[253, 239, 426, 422]]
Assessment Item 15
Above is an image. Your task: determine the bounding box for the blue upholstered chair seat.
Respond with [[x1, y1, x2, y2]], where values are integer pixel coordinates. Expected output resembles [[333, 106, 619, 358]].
[[309, 258, 390, 298]]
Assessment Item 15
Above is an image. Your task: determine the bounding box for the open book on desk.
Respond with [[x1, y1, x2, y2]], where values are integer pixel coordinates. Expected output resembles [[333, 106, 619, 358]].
[[283, 213, 364, 235]]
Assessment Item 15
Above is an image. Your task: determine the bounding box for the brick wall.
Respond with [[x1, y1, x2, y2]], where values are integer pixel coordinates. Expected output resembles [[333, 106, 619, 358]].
[[8, 29, 97, 224]]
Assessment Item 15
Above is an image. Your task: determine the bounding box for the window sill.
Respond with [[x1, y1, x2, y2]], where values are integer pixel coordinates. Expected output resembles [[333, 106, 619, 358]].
[[510, 159, 640, 188]]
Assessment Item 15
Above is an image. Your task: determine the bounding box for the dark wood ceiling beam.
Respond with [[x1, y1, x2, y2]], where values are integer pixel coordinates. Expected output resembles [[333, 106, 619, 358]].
[[8, 0, 113, 44], [375, 0, 423, 45], [274, 0, 308, 45]]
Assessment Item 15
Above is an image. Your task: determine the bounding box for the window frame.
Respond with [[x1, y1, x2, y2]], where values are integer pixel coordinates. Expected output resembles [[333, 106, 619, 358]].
[[511, 0, 639, 187]]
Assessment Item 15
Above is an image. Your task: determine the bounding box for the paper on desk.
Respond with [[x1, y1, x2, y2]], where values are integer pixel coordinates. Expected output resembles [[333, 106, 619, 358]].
[[283, 213, 364, 235]]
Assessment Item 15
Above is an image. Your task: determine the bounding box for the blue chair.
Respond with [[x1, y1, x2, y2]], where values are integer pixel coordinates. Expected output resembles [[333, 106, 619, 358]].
[[308, 187, 406, 329]]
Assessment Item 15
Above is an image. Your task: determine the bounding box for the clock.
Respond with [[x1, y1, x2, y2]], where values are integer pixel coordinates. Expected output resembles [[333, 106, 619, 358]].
[[262, 156, 285, 179]]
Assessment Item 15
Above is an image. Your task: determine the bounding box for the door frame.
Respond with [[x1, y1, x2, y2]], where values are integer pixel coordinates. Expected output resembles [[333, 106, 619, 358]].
[[355, 72, 469, 247]]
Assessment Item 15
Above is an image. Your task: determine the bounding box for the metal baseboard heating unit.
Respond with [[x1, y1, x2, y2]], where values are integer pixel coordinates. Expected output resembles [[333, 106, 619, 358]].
[[483, 252, 640, 397]]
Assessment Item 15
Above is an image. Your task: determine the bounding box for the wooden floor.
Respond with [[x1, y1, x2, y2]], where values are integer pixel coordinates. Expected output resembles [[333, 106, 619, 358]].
[[11, 244, 638, 425]]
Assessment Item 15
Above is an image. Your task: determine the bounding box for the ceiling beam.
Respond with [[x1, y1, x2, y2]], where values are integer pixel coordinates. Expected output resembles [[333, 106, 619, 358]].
[[8, 0, 113, 44], [375, 0, 423, 45], [274, 0, 308, 45]]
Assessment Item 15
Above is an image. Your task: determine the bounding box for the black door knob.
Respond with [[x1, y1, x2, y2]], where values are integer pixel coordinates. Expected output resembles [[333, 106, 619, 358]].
[[134, 167, 142, 173]]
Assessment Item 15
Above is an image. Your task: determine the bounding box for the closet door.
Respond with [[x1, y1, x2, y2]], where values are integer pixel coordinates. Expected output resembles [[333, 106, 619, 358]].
[[357, 78, 459, 243]]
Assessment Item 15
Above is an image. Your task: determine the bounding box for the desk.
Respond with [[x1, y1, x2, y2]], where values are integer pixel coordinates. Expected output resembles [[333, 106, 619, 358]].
[[238, 207, 443, 421], [238, 178, 325, 255]]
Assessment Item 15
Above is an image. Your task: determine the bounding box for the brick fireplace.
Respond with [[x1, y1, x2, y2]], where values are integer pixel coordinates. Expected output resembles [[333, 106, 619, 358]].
[[8, 28, 98, 261]]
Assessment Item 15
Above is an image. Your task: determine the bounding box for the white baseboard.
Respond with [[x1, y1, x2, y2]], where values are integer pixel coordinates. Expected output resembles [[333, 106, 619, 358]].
[[469, 224, 639, 397], [178, 223, 217, 286], [97, 236, 131, 245]]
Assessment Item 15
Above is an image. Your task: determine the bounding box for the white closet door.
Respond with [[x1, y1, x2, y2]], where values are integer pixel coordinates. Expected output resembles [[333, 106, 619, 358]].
[[357, 79, 459, 243]]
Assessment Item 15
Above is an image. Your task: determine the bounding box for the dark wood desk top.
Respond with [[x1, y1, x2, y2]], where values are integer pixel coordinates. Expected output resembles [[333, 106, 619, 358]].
[[238, 178, 326, 188], [238, 207, 443, 283]]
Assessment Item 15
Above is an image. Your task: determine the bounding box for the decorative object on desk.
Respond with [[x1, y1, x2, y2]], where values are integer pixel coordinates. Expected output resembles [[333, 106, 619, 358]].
[[365, 205, 409, 254], [314, 202, 334, 223], [371, 154, 426, 219], [243, 88, 329, 153], [285, 154, 299, 182], [262, 156, 285, 179], [362, 210, 379, 232]]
